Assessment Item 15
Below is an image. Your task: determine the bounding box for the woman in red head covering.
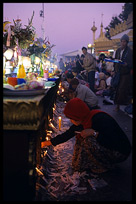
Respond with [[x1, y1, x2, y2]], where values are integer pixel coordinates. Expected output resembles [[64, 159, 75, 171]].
[[41, 98, 131, 173]]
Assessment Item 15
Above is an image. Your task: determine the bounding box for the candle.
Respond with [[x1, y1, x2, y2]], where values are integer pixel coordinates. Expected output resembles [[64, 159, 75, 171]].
[[47, 130, 52, 134], [58, 116, 61, 130], [43, 150, 47, 157], [54, 104, 56, 109], [50, 122, 55, 129], [59, 82, 61, 88], [46, 136, 49, 141], [35, 167, 44, 176]]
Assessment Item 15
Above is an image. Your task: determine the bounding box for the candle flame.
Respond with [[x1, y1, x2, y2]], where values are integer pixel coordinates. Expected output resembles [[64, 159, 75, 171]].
[[50, 122, 55, 128], [46, 136, 49, 141], [35, 167, 44, 176], [47, 130, 52, 133], [44, 150, 47, 156], [59, 82, 61, 88]]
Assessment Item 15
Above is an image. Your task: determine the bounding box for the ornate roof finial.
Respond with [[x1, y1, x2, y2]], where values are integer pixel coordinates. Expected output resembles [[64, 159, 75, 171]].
[[91, 20, 97, 32], [101, 13, 104, 23], [93, 18, 95, 25], [101, 13, 104, 27], [100, 13, 104, 37], [91, 20, 97, 44]]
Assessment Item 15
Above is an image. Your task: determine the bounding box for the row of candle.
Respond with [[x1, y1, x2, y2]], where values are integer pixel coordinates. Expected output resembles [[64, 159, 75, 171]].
[[45, 82, 66, 142], [57, 82, 64, 94], [45, 117, 61, 142]]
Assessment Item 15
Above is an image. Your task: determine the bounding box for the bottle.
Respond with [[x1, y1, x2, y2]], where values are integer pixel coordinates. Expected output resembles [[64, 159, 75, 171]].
[[40, 62, 43, 77], [44, 68, 49, 79], [17, 64, 26, 78], [3, 68, 7, 83]]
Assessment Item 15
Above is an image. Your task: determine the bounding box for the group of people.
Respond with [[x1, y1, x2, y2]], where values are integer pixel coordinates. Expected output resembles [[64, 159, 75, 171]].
[[41, 34, 132, 176], [59, 58, 78, 72], [59, 34, 133, 112]]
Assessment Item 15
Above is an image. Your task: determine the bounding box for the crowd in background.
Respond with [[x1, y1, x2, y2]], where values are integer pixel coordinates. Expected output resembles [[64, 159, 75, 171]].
[[41, 33, 132, 176], [58, 34, 133, 115]]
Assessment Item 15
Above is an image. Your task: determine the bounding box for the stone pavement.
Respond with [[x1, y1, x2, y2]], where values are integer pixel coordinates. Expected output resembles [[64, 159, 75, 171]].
[[36, 95, 132, 201]]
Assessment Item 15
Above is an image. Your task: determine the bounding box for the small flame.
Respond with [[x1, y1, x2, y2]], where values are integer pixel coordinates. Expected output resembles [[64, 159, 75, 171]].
[[35, 167, 44, 176], [50, 122, 55, 129], [46, 136, 49, 141], [47, 130, 52, 133]]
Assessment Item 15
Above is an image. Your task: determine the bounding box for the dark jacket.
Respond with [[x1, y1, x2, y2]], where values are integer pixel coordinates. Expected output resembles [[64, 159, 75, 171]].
[[51, 112, 131, 157], [114, 46, 133, 105], [76, 59, 84, 73], [114, 46, 132, 75]]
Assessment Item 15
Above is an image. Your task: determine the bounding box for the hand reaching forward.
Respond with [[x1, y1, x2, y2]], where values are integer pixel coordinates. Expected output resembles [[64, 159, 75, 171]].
[[41, 140, 52, 148], [80, 129, 99, 138]]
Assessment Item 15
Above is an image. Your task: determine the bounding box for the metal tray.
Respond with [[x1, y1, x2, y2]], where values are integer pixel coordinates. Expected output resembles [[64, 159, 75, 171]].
[[104, 58, 125, 64]]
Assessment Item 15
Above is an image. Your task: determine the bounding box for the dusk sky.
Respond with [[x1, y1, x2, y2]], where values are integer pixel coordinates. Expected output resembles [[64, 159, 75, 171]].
[[3, 3, 124, 56]]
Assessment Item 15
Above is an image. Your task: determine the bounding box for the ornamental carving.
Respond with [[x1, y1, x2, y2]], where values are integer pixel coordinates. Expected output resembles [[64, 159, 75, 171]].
[[3, 97, 45, 130], [110, 21, 127, 37]]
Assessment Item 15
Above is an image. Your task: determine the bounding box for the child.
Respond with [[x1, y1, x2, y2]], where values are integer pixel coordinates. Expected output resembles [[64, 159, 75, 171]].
[[95, 72, 106, 96]]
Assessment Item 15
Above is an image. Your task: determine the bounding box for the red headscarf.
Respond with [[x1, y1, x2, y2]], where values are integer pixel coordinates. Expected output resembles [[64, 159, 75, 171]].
[[64, 98, 103, 129]]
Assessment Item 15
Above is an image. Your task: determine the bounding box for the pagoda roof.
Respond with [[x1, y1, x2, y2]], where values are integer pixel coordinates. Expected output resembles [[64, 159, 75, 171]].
[[111, 29, 133, 40]]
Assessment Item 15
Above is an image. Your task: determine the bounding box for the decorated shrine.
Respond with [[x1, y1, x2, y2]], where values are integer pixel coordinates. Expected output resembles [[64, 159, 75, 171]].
[[3, 11, 62, 201]]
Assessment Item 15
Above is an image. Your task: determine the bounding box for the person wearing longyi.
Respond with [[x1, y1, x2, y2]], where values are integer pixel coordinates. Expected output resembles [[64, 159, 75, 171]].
[[113, 34, 133, 111], [41, 98, 131, 173]]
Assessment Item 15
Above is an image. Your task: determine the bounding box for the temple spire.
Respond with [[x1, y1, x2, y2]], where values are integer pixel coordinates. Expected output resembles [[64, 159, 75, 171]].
[[101, 13, 104, 24], [100, 13, 104, 37]]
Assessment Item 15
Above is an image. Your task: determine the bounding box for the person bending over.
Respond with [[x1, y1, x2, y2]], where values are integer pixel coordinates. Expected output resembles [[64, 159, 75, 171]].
[[41, 98, 131, 174]]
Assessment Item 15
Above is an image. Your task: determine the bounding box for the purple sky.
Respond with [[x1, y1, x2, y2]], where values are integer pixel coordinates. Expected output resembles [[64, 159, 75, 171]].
[[3, 3, 124, 56]]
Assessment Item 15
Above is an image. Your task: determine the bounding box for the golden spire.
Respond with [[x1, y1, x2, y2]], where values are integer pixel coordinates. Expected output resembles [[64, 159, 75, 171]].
[[100, 13, 104, 38]]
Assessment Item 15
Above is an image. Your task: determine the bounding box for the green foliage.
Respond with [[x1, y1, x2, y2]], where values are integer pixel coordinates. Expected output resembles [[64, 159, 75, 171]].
[[105, 27, 111, 40], [119, 3, 133, 21], [104, 3, 133, 39], [27, 44, 45, 57], [3, 11, 35, 49], [109, 16, 121, 29]]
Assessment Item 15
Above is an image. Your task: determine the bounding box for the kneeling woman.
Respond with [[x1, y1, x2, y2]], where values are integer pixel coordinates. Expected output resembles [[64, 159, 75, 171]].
[[41, 98, 131, 174]]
